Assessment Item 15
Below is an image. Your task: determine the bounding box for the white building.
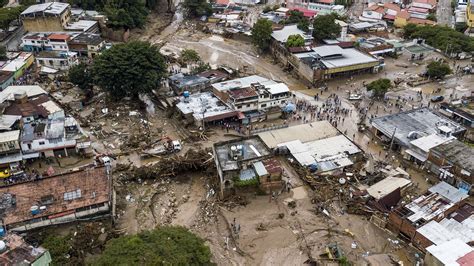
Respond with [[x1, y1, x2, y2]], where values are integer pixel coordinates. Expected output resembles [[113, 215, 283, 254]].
[[36, 51, 78, 71]]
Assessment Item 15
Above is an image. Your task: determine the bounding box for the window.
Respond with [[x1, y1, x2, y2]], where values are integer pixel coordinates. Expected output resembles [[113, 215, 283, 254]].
[[38, 60, 44, 64], [247, 104, 251, 107], [31, 40, 35, 44], [39, 141, 45, 145], [27, 143, 32, 150], [48, 60, 54, 65], [64, 189, 82, 201], [261, 104, 267, 108]]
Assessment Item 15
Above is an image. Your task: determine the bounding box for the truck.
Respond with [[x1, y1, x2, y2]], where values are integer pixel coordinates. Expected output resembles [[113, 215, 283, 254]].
[[141, 137, 182, 158]]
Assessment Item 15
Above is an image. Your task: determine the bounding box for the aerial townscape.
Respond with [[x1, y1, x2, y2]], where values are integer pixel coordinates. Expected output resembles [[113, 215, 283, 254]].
[[0, 0, 472, 264]]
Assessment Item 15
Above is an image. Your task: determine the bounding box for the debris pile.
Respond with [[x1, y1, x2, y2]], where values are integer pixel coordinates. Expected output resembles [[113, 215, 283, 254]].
[[121, 148, 215, 181]]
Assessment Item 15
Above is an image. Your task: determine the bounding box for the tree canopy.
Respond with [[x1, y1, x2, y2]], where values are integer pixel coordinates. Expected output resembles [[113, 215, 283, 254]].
[[69, 63, 93, 91], [403, 24, 474, 54], [92, 41, 166, 99], [94, 226, 212, 265], [251, 18, 273, 51], [67, 0, 107, 10], [426, 61, 452, 79], [286, 34, 305, 48], [183, 0, 212, 18], [366, 78, 392, 98], [312, 13, 341, 41], [0, 6, 25, 32], [105, 0, 148, 29], [180, 49, 201, 63]]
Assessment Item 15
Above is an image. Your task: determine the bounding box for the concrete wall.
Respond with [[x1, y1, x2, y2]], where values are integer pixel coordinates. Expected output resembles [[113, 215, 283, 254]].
[[23, 17, 63, 32]]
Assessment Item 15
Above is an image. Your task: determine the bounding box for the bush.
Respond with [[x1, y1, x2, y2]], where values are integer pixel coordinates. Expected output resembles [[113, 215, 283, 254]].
[[234, 178, 259, 187], [286, 34, 305, 48]]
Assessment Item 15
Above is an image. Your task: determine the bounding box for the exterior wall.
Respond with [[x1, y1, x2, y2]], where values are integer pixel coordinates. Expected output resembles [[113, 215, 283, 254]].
[[424, 253, 445, 266], [22, 17, 64, 32], [468, 4, 474, 27], [426, 151, 473, 191], [68, 43, 88, 56], [48, 41, 69, 51], [394, 17, 408, 27], [0, 74, 15, 90], [36, 55, 78, 70], [21, 138, 76, 156], [87, 42, 104, 58], [0, 139, 20, 154]]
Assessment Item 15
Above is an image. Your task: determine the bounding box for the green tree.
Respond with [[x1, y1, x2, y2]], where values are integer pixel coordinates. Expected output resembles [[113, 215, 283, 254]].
[[286, 34, 305, 48], [0, 0, 7, 7], [69, 63, 93, 91], [180, 49, 201, 63], [455, 22, 468, 33], [263, 5, 272, 13], [426, 12, 436, 22], [403, 23, 418, 39], [366, 78, 392, 98], [286, 10, 304, 24], [251, 18, 273, 51], [92, 41, 167, 99], [426, 61, 452, 79], [94, 226, 212, 265], [67, 0, 107, 10], [403, 24, 474, 54], [297, 18, 310, 32], [105, 0, 148, 29], [183, 0, 212, 18], [19, 0, 36, 6], [42, 235, 71, 266], [0, 6, 24, 32], [0, 45, 7, 60], [312, 13, 341, 41]]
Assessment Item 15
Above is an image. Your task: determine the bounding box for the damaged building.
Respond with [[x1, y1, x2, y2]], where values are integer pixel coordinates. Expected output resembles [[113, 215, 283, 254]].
[[387, 181, 470, 251], [213, 136, 284, 197], [0, 165, 113, 232]]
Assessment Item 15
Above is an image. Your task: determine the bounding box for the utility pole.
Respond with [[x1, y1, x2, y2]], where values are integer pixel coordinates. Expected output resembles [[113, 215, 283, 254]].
[[389, 127, 397, 151]]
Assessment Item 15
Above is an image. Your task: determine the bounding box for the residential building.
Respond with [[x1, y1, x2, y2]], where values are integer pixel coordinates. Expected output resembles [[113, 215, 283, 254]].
[[286, 0, 345, 15], [404, 133, 455, 164], [0, 165, 112, 232], [0, 71, 14, 90], [0, 130, 22, 168], [366, 175, 412, 211], [425, 239, 474, 266], [197, 70, 229, 84], [371, 108, 466, 151], [46, 33, 71, 51], [36, 51, 78, 71], [387, 182, 469, 251], [213, 136, 274, 198], [467, 0, 474, 28], [68, 32, 105, 58], [20, 2, 71, 32], [20, 33, 49, 52], [0, 233, 52, 265], [175, 91, 238, 127], [271, 25, 314, 65], [64, 19, 99, 33], [0, 85, 48, 106], [169, 73, 210, 95], [1, 53, 35, 80], [438, 102, 474, 141], [394, 9, 436, 27], [425, 139, 474, 193], [212, 76, 291, 115]]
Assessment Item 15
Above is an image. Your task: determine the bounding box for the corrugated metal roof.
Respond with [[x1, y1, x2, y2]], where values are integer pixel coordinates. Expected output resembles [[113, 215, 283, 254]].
[[429, 181, 469, 203], [426, 239, 473, 265], [252, 161, 268, 177]]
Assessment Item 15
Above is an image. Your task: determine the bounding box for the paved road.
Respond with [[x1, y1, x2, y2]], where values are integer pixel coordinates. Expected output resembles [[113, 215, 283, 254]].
[[436, 0, 453, 26]]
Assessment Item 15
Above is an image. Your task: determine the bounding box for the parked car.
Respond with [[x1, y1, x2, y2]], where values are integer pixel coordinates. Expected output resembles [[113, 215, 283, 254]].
[[0, 168, 10, 179], [431, 95, 444, 102]]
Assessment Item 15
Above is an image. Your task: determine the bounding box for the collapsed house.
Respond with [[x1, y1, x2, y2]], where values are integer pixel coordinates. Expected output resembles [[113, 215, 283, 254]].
[[387, 181, 470, 251], [0, 233, 51, 265], [213, 136, 285, 197], [0, 165, 112, 232]]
